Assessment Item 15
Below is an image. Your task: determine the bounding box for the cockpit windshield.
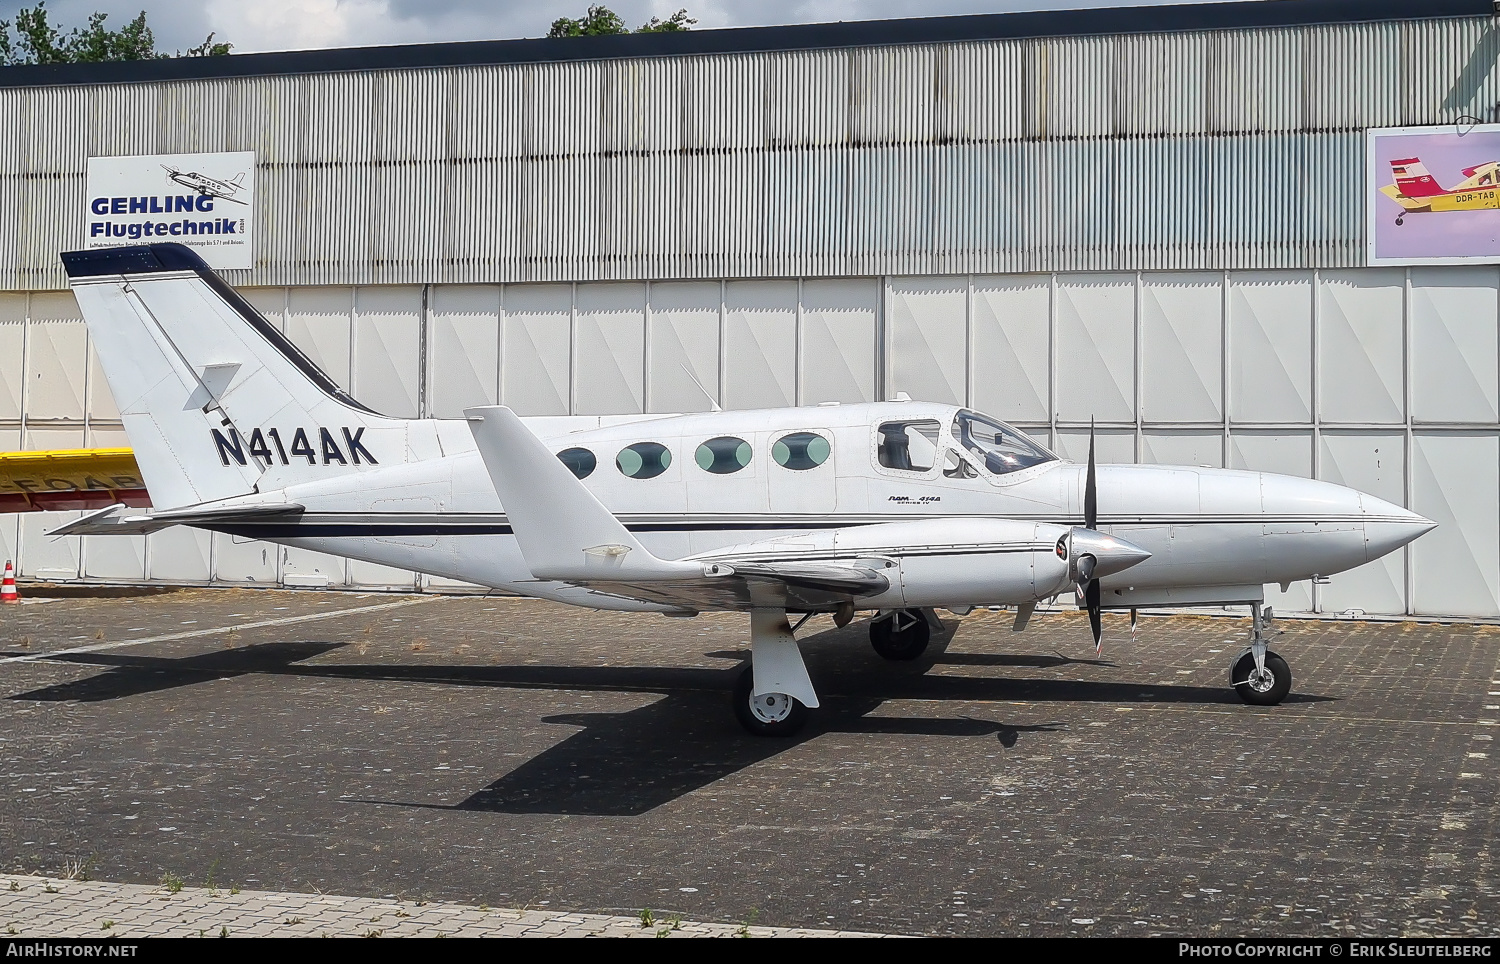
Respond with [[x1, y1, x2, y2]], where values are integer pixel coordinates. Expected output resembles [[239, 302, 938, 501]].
[[952, 410, 1055, 475]]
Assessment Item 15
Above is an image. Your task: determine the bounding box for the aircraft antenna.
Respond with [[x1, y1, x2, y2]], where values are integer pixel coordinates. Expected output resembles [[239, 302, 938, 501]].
[[679, 363, 721, 413]]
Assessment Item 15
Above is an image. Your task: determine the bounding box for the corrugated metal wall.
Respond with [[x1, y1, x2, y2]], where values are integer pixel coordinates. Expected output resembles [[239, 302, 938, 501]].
[[1, 15, 1498, 290]]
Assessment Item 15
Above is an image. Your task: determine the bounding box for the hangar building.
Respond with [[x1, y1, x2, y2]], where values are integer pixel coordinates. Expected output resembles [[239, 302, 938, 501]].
[[1, 0, 1498, 617]]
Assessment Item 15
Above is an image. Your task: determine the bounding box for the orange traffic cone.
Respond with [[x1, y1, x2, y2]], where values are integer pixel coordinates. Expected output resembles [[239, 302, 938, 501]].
[[1, 561, 17, 604]]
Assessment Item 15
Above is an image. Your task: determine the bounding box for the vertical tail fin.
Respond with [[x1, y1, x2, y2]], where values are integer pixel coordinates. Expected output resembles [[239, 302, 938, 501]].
[[1390, 157, 1448, 198], [63, 243, 409, 509]]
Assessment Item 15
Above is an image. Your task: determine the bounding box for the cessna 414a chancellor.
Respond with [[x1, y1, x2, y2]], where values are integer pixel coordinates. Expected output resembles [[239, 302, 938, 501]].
[[52, 244, 1435, 736]]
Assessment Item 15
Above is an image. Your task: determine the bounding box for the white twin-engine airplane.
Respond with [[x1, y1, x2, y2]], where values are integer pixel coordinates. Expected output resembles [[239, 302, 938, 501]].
[[56, 244, 1436, 736]]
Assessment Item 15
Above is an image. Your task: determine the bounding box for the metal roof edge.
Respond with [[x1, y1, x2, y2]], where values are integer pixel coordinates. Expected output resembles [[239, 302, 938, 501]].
[[0, 0, 1491, 89]]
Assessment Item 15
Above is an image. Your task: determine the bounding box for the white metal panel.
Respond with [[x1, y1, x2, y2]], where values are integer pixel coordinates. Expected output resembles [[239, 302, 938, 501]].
[[970, 275, 1049, 422], [281, 546, 348, 588], [146, 527, 211, 582], [23, 292, 87, 421], [1141, 274, 1221, 422], [421, 573, 487, 591], [82, 532, 145, 581], [502, 284, 572, 416], [1319, 432, 1406, 615], [241, 288, 287, 330], [427, 285, 500, 419], [647, 281, 720, 414], [85, 341, 119, 422], [800, 279, 877, 405], [0, 515, 17, 573], [887, 277, 966, 405], [348, 559, 418, 589], [1056, 275, 1134, 422], [1228, 430, 1313, 612], [724, 280, 797, 410], [85, 424, 129, 448], [353, 286, 422, 418], [1228, 431, 1313, 478], [285, 287, 353, 389], [23, 426, 83, 451], [0, 426, 17, 450], [1410, 267, 1498, 424], [1318, 270, 1403, 424], [19, 511, 80, 580], [1054, 429, 1135, 464], [1228, 272, 1311, 423], [574, 282, 645, 415], [1411, 432, 1500, 618], [0, 295, 23, 421], [1141, 431, 1222, 468], [212, 534, 278, 584]]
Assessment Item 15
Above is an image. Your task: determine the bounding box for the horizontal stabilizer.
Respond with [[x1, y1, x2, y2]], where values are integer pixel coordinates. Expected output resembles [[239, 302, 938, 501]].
[[48, 500, 304, 537]]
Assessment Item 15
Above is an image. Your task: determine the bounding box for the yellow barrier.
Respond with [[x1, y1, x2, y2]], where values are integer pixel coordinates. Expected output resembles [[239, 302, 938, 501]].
[[0, 448, 144, 495]]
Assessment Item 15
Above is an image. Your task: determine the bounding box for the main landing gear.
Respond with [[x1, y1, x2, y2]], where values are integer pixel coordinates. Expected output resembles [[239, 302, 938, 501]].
[[1230, 603, 1292, 706], [869, 608, 931, 660], [734, 610, 819, 738]]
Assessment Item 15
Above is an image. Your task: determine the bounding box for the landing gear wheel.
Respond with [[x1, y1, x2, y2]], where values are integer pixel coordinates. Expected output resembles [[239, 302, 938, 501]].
[[1231, 650, 1292, 706], [869, 608, 931, 660], [733, 664, 808, 737], [1395, 216, 1405, 226]]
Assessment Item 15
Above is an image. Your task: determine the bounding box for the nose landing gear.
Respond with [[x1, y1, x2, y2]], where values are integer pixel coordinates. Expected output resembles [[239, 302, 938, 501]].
[[1230, 604, 1292, 705], [869, 608, 932, 660]]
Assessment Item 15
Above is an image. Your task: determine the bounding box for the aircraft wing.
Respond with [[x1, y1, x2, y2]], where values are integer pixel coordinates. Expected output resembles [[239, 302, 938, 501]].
[[575, 561, 890, 613]]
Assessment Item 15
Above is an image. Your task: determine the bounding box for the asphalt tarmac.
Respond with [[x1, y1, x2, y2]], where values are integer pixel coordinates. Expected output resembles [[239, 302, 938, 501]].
[[0, 587, 1495, 937]]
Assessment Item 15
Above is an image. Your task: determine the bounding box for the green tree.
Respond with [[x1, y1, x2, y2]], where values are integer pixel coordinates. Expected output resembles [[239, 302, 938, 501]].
[[637, 10, 695, 33], [547, 6, 696, 39], [548, 5, 628, 38], [0, 3, 231, 66]]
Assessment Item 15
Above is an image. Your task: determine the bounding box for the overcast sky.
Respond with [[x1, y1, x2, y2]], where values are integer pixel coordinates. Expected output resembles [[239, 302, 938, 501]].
[[0, 0, 1245, 55]]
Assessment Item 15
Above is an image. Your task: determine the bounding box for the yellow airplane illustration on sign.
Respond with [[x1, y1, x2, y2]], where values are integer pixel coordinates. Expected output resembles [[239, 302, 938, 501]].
[[1381, 156, 1500, 225]]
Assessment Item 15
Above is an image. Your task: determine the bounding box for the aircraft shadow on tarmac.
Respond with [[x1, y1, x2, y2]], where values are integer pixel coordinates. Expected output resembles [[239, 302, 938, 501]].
[[2, 620, 1331, 816]]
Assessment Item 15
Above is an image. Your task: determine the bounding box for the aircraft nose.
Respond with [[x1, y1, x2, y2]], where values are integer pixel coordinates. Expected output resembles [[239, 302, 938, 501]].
[[1070, 528, 1152, 579], [1361, 495, 1437, 561]]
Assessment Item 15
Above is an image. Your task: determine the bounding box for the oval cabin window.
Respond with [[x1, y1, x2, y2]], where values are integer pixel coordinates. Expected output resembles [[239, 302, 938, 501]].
[[696, 436, 753, 475], [556, 447, 597, 480], [771, 432, 830, 470], [617, 441, 673, 480]]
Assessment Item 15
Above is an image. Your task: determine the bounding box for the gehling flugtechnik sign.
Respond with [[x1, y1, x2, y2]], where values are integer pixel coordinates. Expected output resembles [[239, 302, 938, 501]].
[[85, 152, 255, 269], [1368, 125, 1500, 266]]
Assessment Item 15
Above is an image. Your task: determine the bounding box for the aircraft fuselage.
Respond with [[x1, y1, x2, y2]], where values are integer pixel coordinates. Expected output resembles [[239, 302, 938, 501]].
[[205, 402, 1430, 613]]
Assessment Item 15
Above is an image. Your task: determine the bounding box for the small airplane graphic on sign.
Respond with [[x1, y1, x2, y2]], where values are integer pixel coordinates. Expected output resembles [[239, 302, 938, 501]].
[[161, 165, 249, 205], [1380, 156, 1500, 225]]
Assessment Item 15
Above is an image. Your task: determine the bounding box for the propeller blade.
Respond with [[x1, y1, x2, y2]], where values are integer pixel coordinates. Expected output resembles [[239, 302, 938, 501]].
[[1087, 578, 1102, 655], [1085, 418, 1097, 531]]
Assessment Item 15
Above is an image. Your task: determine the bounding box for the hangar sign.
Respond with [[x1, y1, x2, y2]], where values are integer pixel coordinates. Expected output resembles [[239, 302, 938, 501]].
[[1368, 125, 1500, 266], [85, 152, 255, 269]]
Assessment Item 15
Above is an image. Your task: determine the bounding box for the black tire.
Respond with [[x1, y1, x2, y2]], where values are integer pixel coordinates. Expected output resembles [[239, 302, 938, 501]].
[[732, 664, 808, 737], [869, 608, 931, 660], [1231, 650, 1292, 706]]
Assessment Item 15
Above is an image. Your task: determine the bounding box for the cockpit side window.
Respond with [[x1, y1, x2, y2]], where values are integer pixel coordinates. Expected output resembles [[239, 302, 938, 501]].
[[952, 410, 1055, 475], [877, 420, 941, 472]]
